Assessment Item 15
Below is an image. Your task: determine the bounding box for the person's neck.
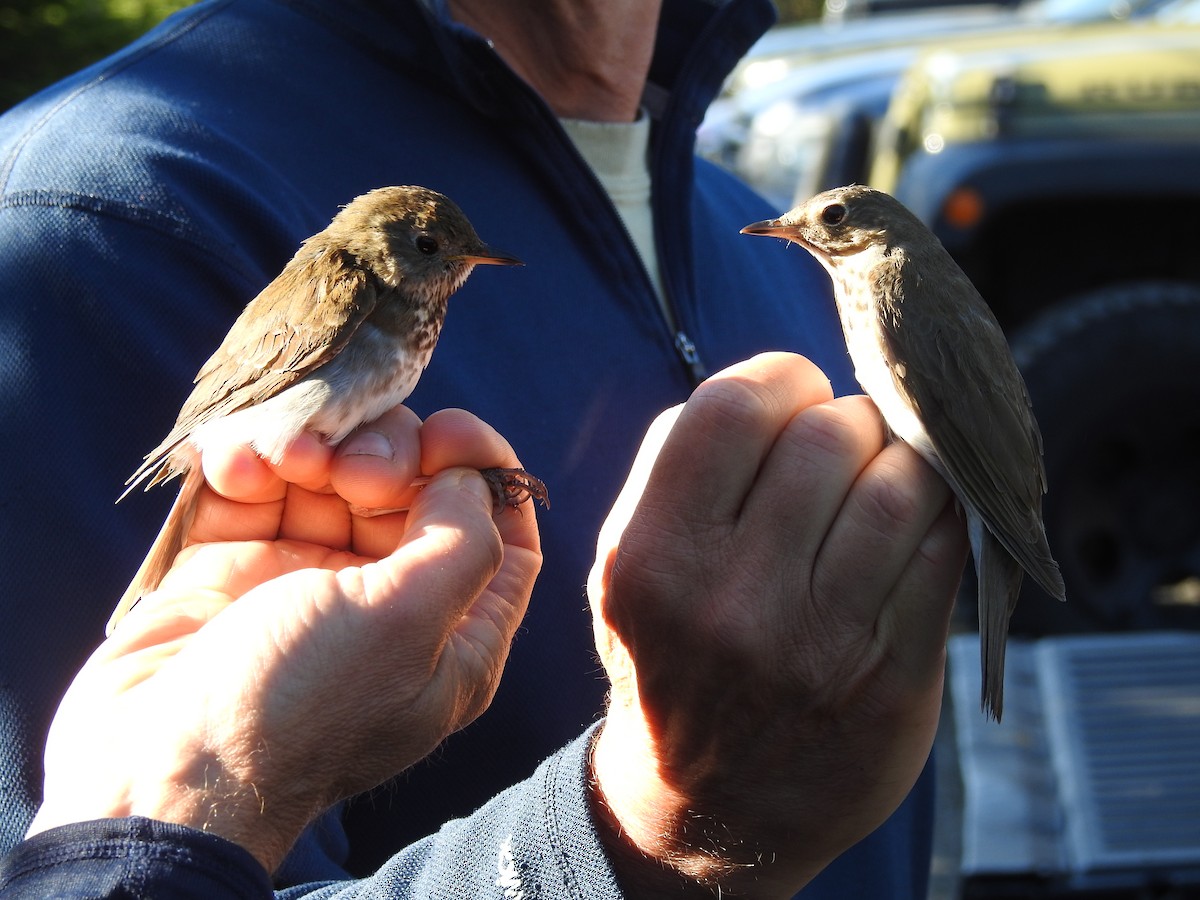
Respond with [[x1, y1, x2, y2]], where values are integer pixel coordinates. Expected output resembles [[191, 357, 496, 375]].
[[446, 0, 661, 122]]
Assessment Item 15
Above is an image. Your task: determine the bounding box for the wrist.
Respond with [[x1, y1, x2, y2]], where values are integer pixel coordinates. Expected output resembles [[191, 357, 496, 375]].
[[34, 736, 311, 874], [133, 755, 304, 873], [589, 695, 855, 900], [587, 715, 766, 897]]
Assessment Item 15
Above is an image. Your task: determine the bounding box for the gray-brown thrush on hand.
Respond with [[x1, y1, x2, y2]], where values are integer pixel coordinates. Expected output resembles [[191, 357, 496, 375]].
[[742, 184, 1065, 720], [110, 185, 545, 636]]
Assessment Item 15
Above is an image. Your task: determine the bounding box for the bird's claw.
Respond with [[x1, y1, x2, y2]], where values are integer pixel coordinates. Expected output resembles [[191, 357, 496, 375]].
[[480, 467, 550, 512], [348, 467, 549, 518]]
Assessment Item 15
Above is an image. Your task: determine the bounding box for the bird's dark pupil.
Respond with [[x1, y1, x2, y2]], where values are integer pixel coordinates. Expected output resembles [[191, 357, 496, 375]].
[[415, 235, 439, 255], [821, 204, 847, 226]]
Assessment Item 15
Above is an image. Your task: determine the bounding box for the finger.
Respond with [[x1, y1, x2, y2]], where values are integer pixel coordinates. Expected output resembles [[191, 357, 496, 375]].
[[739, 395, 888, 591], [876, 494, 968, 683], [814, 437, 957, 628], [200, 439, 285, 504], [190, 485, 286, 546], [641, 352, 835, 526], [193, 453, 348, 551], [419, 408, 520, 472], [403, 468, 540, 680], [588, 354, 835, 630], [266, 406, 422, 555], [355, 469, 506, 645], [194, 428, 333, 544], [339, 406, 542, 563], [587, 402, 683, 612], [421, 408, 541, 556], [277, 485, 356, 549], [331, 405, 424, 510], [265, 430, 336, 492]]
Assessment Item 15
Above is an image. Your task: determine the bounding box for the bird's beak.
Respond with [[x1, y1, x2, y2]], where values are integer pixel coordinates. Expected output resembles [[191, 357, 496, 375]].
[[740, 219, 792, 238], [456, 245, 524, 266]]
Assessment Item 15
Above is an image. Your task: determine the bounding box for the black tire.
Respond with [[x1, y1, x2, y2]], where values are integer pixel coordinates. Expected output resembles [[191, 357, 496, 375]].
[[996, 281, 1200, 636]]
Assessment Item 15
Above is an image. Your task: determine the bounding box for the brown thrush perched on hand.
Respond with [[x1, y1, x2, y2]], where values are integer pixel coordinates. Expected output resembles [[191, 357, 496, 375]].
[[110, 185, 545, 635], [742, 185, 1064, 720]]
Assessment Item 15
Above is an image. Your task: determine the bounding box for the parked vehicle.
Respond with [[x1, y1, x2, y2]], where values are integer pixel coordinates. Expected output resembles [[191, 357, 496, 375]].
[[709, 19, 1200, 897], [700, 0, 1182, 208], [869, 22, 1200, 638]]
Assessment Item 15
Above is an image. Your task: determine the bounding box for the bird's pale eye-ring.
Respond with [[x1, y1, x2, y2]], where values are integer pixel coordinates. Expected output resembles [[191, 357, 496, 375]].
[[820, 203, 848, 227], [415, 234, 439, 255]]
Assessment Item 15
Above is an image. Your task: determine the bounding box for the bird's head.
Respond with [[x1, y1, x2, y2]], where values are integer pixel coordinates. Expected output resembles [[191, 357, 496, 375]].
[[331, 185, 521, 299], [741, 185, 926, 265]]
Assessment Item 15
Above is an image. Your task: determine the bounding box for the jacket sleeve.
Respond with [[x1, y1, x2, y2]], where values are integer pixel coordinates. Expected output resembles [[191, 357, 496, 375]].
[[0, 728, 626, 900], [0, 817, 274, 899]]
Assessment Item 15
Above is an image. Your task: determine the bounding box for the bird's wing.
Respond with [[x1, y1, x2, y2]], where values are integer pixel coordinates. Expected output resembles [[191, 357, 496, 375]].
[[879, 252, 1065, 600], [126, 247, 377, 491]]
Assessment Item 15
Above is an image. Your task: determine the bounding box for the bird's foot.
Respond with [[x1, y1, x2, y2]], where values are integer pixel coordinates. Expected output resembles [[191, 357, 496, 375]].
[[348, 467, 548, 518], [480, 467, 550, 512]]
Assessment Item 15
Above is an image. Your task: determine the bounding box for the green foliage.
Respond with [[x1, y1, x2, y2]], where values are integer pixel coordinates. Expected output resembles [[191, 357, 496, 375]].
[[0, 0, 190, 111], [775, 0, 825, 22]]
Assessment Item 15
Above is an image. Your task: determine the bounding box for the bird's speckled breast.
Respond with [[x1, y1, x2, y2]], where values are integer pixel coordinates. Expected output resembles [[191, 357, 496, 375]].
[[831, 248, 934, 459], [305, 319, 435, 443]]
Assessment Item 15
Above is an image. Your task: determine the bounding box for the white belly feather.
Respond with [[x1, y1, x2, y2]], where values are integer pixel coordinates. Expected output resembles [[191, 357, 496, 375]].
[[826, 247, 942, 474], [191, 334, 431, 465]]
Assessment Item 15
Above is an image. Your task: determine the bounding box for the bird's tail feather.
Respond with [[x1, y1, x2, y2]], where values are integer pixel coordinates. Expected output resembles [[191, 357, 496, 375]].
[[977, 527, 1025, 722], [106, 467, 203, 636]]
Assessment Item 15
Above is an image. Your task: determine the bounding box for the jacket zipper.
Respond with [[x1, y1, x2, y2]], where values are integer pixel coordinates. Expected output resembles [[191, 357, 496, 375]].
[[466, 36, 708, 386], [673, 330, 705, 383]]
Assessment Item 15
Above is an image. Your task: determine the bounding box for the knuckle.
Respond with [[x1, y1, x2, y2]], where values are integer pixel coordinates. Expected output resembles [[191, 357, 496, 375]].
[[787, 401, 872, 466], [689, 376, 782, 436], [856, 458, 927, 534]]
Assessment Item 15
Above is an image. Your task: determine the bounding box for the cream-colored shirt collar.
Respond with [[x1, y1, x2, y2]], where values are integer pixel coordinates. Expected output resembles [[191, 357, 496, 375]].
[[559, 113, 667, 312]]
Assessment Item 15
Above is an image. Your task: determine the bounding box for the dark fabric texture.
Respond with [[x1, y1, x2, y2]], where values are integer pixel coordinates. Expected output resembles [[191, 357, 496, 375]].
[[0, 0, 933, 895]]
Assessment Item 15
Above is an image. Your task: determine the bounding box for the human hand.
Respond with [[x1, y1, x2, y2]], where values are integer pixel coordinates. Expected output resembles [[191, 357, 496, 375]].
[[29, 406, 542, 874], [587, 353, 967, 897]]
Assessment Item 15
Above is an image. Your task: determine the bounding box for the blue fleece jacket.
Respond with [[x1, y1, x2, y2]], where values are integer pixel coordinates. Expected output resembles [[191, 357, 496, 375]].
[[1, 731, 625, 899], [0, 0, 934, 894]]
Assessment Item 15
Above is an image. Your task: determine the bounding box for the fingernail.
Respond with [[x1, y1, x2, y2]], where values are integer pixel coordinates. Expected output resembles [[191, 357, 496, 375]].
[[467, 471, 496, 511], [451, 468, 494, 511], [341, 430, 394, 460]]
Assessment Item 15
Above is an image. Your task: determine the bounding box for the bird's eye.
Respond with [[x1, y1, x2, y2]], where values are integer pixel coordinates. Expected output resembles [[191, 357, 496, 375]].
[[820, 203, 847, 227], [415, 234, 439, 255]]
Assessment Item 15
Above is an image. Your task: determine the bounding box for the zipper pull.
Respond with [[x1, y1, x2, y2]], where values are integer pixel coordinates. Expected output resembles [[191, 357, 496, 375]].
[[674, 331, 707, 385]]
